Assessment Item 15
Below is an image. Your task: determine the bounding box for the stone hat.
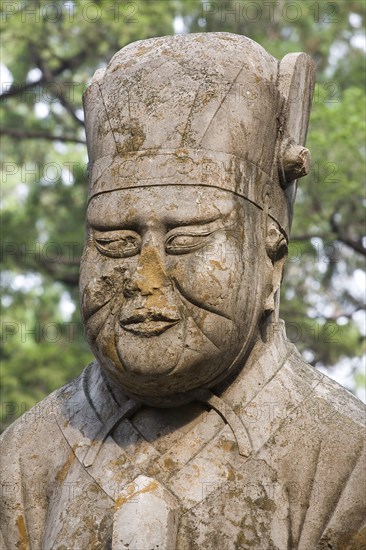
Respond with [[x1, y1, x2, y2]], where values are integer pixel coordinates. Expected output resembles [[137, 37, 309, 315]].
[[83, 33, 316, 237]]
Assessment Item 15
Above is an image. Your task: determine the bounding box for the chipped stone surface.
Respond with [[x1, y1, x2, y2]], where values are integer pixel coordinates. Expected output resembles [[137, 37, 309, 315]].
[[1, 33, 365, 549]]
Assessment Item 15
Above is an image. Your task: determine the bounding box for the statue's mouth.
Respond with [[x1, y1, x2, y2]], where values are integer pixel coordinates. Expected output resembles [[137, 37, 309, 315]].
[[119, 312, 181, 337]]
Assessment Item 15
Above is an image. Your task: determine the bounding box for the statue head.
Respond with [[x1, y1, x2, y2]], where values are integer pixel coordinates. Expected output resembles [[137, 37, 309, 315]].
[[80, 33, 315, 406]]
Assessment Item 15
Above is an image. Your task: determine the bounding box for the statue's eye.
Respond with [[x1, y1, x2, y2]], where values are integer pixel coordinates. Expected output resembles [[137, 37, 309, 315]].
[[165, 232, 212, 255], [94, 230, 141, 258]]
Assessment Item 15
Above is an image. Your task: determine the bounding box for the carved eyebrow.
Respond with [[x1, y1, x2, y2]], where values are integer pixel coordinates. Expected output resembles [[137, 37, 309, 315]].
[[166, 216, 235, 236], [166, 206, 239, 229], [88, 221, 140, 232], [165, 214, 223, 230]]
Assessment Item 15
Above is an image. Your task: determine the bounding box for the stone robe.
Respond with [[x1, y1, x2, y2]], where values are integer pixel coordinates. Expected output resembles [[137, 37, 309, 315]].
[[1, 322, 365, 549]]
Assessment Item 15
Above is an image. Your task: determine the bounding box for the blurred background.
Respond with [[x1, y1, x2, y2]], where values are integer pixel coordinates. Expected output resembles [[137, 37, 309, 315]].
[[1, 0, 365, 430]]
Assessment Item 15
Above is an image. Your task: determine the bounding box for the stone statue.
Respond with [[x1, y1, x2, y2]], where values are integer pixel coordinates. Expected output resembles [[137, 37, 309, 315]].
[[1, 33, 365, 550]]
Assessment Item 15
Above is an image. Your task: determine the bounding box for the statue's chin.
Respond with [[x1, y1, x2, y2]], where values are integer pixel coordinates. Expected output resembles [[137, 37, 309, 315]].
[[87, 311, 265, 408], [115, 324, 184, 377], [111, 315, 230, 390], [92, 314, 257, 405], [96, 344, 243, 407]]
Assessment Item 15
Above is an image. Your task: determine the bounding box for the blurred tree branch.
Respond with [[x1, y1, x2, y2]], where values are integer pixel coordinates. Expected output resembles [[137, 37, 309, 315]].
[[1, 128, 85, 144], [0, 50, 89, 101], [330, 212, 366, 257]]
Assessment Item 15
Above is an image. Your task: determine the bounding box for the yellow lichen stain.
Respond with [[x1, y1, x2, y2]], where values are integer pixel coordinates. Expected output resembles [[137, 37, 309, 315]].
[[253, 496, 276, 512], [175, 148, 189, 157], [136, 45, 152, 57], [111, 60, 132, 72], [111, 454, 126, 468], [167, 203, 178, 211], [210, 259, 226, 271], [136, 246, 168, 296], [55, 449, 76, 484], [207, 268, 222, 289], [161, 49, 183, 60], [227, 466, 235, 482], [163, 457, 177, 472], [111, 472, 123, 485], [220, 438, 235, 452], [146, 464, 160, 478], [130, 123, 145, 151], [16, 515, 29, 550], [114, 480, 159, 511]]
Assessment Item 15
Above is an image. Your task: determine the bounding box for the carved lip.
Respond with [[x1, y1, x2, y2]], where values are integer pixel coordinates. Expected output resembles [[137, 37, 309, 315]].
[[120, 312, 181, 336]]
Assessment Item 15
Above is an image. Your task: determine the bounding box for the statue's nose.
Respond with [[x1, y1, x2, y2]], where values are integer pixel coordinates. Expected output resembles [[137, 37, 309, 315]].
[[124, 244, 170, 297]]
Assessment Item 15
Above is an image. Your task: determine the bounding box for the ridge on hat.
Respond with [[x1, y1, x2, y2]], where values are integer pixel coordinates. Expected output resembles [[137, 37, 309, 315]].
[[83, 33, 315, 236]]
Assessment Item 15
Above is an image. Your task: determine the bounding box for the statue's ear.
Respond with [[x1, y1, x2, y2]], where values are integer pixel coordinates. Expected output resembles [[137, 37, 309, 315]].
[[263, 53, 316, 322], [264, 223, 288, 316], [278, 52, 316, 146], [277, 53, 316, 231]]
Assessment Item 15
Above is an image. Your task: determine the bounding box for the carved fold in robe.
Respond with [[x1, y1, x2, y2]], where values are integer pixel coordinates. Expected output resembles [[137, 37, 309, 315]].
[[1, 322, 365, 549]]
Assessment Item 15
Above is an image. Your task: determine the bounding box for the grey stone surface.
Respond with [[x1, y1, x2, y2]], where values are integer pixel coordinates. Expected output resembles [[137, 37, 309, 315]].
[[1, 33, 365, 549], [112, 475, 180, 549]]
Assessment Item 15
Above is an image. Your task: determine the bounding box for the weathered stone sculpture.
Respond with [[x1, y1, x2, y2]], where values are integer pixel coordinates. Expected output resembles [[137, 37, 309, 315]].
[[1, 33, 365, 549]]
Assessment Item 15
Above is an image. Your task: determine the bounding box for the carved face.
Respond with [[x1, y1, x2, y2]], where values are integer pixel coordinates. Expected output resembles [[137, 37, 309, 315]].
[[80, 186, 273, 404]]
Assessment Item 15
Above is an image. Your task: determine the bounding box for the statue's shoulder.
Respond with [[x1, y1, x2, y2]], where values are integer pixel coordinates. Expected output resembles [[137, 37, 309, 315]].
[[285, 348, 365, 432], [0, 366, 87, 455], [268, 351, 366, 548], [0, 364, 100, 548]]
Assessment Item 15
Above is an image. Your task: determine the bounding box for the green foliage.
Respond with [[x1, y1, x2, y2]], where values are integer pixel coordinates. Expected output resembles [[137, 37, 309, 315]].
[[1, 0, 365, 429]]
